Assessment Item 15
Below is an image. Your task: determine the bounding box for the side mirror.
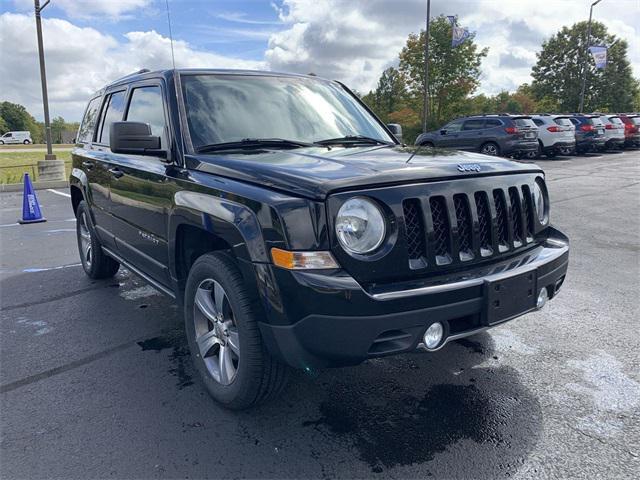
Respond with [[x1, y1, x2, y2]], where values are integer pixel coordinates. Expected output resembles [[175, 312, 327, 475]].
[[109, 121, 165, 157], [440, 129, 447, 135], [386, 123, 403, 142]]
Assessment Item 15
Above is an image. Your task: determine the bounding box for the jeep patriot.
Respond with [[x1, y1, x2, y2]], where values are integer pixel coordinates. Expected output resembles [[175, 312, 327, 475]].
[[70, 69, 569, 409]]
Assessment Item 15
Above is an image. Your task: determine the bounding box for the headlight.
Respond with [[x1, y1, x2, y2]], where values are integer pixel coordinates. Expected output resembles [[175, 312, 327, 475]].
[[532, 180, 548, 224], [335, 197, 386, 254]]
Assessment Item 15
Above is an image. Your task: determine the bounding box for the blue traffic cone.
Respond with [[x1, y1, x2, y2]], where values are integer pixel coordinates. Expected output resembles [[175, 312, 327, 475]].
[[18, 173, 46, 224]]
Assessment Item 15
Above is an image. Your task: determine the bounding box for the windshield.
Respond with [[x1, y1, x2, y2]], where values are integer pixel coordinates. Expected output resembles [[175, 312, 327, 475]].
[[180, 74, 394, 149]]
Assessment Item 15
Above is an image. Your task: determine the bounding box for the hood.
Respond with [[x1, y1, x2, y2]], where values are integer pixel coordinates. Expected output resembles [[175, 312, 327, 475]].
[[188, 145, 542, 200]]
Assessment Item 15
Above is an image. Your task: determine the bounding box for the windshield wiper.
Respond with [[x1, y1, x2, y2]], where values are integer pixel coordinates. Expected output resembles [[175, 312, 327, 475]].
[[196, 138, 314, 153], [314, 135, 395, 146]]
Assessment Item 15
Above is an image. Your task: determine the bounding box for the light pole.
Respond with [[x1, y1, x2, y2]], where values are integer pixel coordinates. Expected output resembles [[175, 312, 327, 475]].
[[422, 0, 431, 133], [578, 0, 603, 113], [34, 0, 65, 182]]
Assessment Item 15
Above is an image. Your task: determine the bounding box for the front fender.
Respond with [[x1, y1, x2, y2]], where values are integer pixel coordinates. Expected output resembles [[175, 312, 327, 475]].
[[170, 190, 269, 266]]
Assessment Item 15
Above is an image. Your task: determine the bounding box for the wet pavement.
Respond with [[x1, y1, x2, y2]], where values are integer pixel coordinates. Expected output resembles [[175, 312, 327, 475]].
[[1, 150, 639, 479]]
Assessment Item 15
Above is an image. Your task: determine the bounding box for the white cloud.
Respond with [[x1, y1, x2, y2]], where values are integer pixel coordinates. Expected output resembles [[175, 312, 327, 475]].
[[265, 0, 640, 95], [0, 12, 263, 120], [12, 0, 153, 19]]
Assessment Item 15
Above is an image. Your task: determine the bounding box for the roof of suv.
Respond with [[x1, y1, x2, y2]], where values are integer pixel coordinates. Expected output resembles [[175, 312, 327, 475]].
[[102, 68, 329, 91]]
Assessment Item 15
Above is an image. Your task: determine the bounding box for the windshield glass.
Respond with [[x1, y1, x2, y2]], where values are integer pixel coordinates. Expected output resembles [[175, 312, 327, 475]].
[[180, 74, 394, 149]]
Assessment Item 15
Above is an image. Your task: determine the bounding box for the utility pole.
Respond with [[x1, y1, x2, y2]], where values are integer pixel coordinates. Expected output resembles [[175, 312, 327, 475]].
[[422, 0, 431, 133], [34, 0, 65, 181], [578, 0, 603, 113]]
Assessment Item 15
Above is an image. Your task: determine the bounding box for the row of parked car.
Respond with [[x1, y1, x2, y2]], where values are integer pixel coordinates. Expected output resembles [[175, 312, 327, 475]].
[[415, 113, 640, 159]]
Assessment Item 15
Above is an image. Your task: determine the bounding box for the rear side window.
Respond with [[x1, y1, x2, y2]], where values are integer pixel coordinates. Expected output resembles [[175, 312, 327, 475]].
[[97, 91, 127, 145], [462, 119, 485, 130], [532, 119, 544, 127], [78, 96, 102, 143], [554, 118, 572, 126], [485, 119, 503, 127], [513, 118, 536, 128], [126, 86, 167, 147]]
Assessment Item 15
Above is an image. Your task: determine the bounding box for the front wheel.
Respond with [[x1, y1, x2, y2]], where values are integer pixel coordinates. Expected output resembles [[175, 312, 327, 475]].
[[23, 139, 31, 145], [0, 140, 4, 145], [184, 252, 289, 409], [480, 142, 500, 156], [76, 201, 119, 279]]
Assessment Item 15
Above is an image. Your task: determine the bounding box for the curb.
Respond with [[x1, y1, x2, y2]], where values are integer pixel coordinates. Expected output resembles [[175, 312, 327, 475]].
[[0, 180, 69, 193]]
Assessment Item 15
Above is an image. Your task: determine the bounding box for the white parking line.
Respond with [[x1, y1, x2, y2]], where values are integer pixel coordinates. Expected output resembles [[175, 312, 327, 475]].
[[46, 189, 71, 198]]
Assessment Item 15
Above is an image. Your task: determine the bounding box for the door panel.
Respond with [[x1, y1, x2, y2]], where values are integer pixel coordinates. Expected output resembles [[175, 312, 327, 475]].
[[108, 83, 174, 286], [110, 157, 176, 285]]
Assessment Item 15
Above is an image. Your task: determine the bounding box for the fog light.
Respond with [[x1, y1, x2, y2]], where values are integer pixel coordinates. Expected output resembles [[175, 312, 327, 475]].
[[537, 287, 549, 309], [423, 322, 444, 350]]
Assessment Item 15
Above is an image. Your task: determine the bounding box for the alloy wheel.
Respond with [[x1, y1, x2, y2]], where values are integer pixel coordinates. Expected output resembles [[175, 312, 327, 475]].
[[79, 212, 93, 269], [481, 143, 498, 155], [193, 279, 240, 386]]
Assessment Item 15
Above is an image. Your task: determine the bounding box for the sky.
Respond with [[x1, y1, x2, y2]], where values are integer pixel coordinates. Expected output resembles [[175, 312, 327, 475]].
[[1, 0, 639, 121]]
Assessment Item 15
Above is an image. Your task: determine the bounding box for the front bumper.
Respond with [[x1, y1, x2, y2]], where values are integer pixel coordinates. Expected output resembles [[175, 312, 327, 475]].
[[258, 228, 569, 368]]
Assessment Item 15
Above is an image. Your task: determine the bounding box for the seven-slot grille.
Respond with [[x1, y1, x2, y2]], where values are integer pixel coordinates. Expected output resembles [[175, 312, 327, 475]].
[[403, 185, 536, 268]]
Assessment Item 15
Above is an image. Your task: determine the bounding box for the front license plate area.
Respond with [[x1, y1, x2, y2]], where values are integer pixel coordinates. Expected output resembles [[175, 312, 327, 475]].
[[485, 271, 537, 325]]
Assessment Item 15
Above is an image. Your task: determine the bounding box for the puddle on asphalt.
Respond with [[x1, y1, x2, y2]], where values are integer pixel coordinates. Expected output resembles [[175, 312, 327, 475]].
[[137, 330, 194, 390], [298, 335, 541, 476]]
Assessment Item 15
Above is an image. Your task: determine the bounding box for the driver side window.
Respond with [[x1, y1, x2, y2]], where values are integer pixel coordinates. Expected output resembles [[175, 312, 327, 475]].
[[445, 120, 463, 132]]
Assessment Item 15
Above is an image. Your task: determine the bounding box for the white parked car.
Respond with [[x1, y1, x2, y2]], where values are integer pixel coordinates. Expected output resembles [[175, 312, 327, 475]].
[[0, 131, 32, 145], [531, 114, 576, 158], [598, 115, 625, 150]]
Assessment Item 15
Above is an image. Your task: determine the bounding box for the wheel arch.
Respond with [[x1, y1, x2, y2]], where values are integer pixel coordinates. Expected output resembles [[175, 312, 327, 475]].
[[170, 190, 271, 301]]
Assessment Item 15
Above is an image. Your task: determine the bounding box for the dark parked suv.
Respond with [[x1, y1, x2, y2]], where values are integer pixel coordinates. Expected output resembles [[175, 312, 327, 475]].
[[70, 69, 569, 409], [569, 114, 606, 153], [415, 114, 539, 157]]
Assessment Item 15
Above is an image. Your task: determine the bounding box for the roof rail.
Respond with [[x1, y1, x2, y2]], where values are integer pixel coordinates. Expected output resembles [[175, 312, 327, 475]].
[[111, 68, 151, 84]]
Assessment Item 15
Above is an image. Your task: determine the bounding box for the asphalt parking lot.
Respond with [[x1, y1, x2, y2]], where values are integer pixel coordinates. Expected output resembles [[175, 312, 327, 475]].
[[1, 150, 639, 479]]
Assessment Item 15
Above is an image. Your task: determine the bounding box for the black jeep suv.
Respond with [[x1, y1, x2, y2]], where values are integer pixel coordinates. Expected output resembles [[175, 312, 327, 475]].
[[70, 69, 569, 409], [416, 114, 539, 158]]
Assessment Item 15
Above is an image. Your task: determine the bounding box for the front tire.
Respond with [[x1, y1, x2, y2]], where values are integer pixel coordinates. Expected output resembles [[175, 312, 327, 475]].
[[23, 139, 31, 145], [76, 201, 119, 279], [480, 142, 500, 156], [184, 252, 289, 409]]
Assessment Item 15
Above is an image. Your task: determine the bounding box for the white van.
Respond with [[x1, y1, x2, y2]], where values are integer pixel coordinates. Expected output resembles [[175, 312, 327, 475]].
[[0, 131, 32, 144]]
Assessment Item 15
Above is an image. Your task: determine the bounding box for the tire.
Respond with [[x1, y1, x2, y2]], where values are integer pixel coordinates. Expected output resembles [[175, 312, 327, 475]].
[[184, 252, 289, 410], [420, 141, 435, 148], [480, 142, 500, 156], [0, 140, 4, 145], [23, 139, 30, 145], [76, 201, 120, 279]]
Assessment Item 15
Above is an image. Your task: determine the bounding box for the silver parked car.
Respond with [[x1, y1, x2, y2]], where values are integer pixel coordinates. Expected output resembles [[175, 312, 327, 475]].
[[597, 114, 625, 150]]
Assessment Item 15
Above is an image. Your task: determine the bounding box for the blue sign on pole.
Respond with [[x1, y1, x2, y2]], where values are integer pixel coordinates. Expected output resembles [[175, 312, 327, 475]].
[[588, 46, 607, 69]]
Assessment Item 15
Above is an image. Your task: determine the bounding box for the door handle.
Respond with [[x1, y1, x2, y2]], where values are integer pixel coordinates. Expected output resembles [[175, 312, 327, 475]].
[[108, 167, 124, 179], [82, 160, 94, 169]]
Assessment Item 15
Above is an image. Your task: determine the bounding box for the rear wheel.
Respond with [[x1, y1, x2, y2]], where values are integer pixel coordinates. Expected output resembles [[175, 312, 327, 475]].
[[184, 252, 289, 409], [420, 141, 435, 148], [23, 139, 31, 145], [76, 201, 120, 279], [480, 142, 499, 156]]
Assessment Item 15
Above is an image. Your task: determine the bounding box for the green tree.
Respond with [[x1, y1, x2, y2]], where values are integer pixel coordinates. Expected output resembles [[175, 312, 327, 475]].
[[399, 16, 488, 128], [531, 21, 639, 112], [51, 116, 66, 144], [0, 102, 39, 133], [0, 115, 7, 134], [371, 67, 407, 122]]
